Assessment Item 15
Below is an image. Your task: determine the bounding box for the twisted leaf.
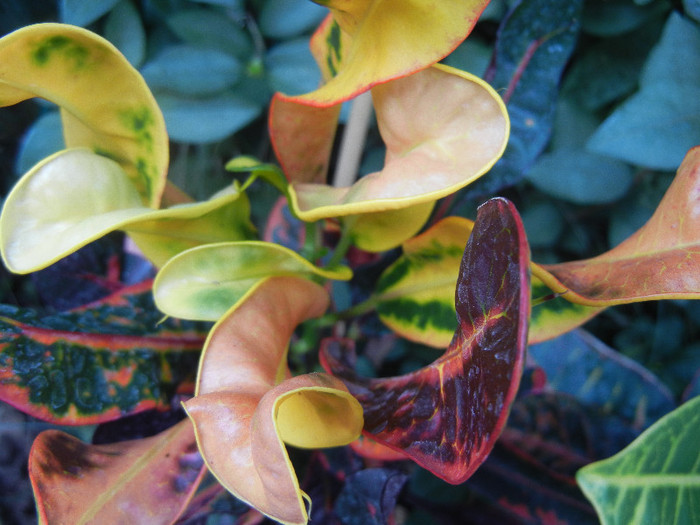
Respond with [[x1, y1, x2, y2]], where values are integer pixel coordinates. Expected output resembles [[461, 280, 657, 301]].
[[322, 197, 530, 484], [0, 149, 252, 273], [29, 419, 204, 525], [277, 64, 508, 222], [184, 276, 363, 525], [0, 23, 168, 206]]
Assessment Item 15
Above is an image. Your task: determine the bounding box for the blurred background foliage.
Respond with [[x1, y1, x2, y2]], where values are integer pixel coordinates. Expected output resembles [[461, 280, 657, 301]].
[[1, 0, 700, 523]]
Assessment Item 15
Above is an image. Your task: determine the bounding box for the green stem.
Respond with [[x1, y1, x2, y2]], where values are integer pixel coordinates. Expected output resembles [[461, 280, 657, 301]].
[[325, 216, 357, 269]]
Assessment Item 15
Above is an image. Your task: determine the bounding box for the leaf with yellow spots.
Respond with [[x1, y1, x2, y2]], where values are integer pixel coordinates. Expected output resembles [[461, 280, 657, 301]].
[[29, 420, 204, 525], [321, 198, 530, 484], [0, 23, 168, 206], [184, 276, 363, 525], [535, 146, 700, 306]]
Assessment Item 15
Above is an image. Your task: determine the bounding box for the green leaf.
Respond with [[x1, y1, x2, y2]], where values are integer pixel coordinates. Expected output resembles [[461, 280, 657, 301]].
[[526, 149, 634, 205], [153, 241, 352, 321], [155, 92, 261, 144], [587, 12, 700, 170], [530, 330, 675, 428], [141, 45, 242, 97], [0, 281, 204, 424], [259, 0, 327, 39], [14, 110, 64, 176], [0, 149, 253, 272], [104, 0, 146, 68], [265, 39, 322, 97], [577, 395, 700, 525], [60, 0, 120, 26], [469, 0, 583, 196], [165, 8, 252, 60]]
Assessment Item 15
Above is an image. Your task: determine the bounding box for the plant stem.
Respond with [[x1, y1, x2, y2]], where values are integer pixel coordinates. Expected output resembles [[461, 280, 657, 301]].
[[333, 91, 374, 188]]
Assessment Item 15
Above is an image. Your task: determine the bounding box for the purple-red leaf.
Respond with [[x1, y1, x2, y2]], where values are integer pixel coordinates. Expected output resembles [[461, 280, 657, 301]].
[[322, 197, 530, 484]]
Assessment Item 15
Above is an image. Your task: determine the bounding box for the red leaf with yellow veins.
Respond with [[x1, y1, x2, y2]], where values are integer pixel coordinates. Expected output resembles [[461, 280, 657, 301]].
[[536, 146, 700, 305], [322, 197, 530, 484], [29, 419, 204, 525]]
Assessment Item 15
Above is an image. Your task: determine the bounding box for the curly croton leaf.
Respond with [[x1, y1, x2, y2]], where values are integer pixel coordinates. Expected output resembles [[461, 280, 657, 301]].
[[29, 419, 204, 525], [0, 24, 254, 273], [322, 197, 530, 484], [184, 276, 363, 525]]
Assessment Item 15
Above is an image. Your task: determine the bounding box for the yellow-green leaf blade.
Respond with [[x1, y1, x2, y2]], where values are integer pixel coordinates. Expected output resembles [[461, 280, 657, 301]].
[[577, 395, 700, 525], [153, 241, 352, 321], [348, 201, 435, 252], [0, 148, 251, 273], [293, 0, 490, 106], [0, 23, 168, 205], [287, 64, 509, 221]]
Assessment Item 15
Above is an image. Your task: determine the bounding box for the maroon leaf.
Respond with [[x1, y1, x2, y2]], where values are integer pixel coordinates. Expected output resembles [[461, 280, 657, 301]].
[[321, 197, 530, 484]]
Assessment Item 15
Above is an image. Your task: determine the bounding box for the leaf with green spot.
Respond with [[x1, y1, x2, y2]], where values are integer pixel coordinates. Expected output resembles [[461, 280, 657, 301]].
[[577, 395, 700, 525], [288, 0, 489, 106], [0, 281, 205, 425], [29, 419, 204, 524], [153, 241, 352, 322], [184, 276, 363, 525], [322, 197, 530, 484], [0, 23, 168, 206], [275, 64, 509, 221], [0, 148, 254, 272]]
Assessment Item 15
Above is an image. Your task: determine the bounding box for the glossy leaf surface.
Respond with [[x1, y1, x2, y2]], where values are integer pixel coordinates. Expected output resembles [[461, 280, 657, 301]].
[[0, 23, 168, 206], [30, 419, 204, 525], [577, 395, 700, 525], [289, 0, 489, 106], [322, 198, 530, 484], [153, 241, 351, 321], [184, 277, 363, 525], [0, 149, 252, 273], [0, 281, 204, 424], [284, 64, 509, 221], [536, 146, 700, 305]]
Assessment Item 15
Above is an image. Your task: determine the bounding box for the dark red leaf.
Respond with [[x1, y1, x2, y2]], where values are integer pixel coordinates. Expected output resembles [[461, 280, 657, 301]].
[[322, 197, 530, 484]]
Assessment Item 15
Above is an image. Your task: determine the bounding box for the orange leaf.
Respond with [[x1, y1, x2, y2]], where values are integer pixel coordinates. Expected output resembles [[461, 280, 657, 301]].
[[536, 146, 700, 306], [184, 277, 363, 525], [29, 419, 204, 525], [276, 64, 508, 221]]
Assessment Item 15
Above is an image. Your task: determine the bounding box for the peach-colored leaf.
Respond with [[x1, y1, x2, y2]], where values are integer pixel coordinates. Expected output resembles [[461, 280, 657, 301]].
[[29, 419, 204, 525], [184, 277, 363, 525], [290, 0, 490, 106], [0, 23, 168, 207], [536, 146, 700, 306], [280, 64, 508, 222]]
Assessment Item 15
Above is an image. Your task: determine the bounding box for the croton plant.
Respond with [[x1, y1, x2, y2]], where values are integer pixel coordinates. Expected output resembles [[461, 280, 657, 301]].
[[0, 1, 699, 524]]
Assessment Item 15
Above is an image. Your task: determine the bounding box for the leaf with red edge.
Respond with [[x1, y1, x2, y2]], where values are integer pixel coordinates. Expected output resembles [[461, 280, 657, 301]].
[[535, 146, 700, 306], [29, 419, 205, 525], [0, 280, 204, 424], [322, 197, 530, 484], [184, 276, 363, 525], [276, 64, 509, 222], [288, 0, 490, 106]]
